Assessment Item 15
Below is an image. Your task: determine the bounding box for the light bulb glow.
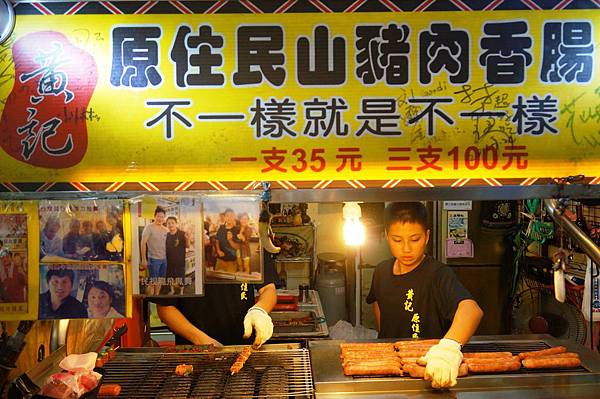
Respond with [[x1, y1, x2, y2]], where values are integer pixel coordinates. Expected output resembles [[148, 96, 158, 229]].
[[344, 217, 365, 246]]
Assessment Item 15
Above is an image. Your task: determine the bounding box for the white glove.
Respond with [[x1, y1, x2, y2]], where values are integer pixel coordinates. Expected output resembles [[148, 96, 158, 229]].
[[418, 338, 463, 389], [243, 305, 273, 348]]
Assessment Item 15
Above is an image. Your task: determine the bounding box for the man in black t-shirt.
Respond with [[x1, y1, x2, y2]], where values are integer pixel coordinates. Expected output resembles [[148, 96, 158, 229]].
[[152, 256, 277, 347], [367, 256, 473, 339], [367, 202, 483, 389]]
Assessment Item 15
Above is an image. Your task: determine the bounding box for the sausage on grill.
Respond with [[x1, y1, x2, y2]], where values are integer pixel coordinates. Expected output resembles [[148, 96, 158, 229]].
[[343, 363, 403, 376], [396, 350, 428, 358], [463, 352, 513, 359], [518, 346, 567, 360], [403, 363, 468, 378], [464, 355, 521, 364], [394, 339, 439, 349], [467, 359, 521, 373], [230, 346, 253, 375], [522, 356, 581, 369]]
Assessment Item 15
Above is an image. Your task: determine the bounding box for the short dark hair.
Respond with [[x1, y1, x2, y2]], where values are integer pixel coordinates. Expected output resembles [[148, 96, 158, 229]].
[[90, 280, 114, 302], [384, 202, 429, 232], [224, 208, 234, 215], [46, 268, 75, 285], [166, 216, 178, 223], [154, 206, 166, 216]]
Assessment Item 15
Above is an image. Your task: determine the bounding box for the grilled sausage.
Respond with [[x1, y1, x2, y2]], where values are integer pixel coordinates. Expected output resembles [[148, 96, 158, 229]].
[[522, 356, 581, 369], [341, 343, 395, 350], [98, 384, 121, 396], [403, 363, 425, 378], [467, 360, 521, 373], [463, 352, 514, 359], [402, 363, 468, 378], [190, 370, 226, 399], [230, 346, 253, 375], [464, 355, 521, 364], [524, 352, 579, 359], [394, 339, 439, 348], [518, 346, 567, 360], [400, 357, 420, 364], [343, 363, 403, 376], [396, 350, 428, 358], [342, 359, 403, 368], [340, 350, 396, 358]]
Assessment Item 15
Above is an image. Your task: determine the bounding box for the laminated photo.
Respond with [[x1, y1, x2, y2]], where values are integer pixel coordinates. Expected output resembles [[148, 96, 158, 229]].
[[39, 263, 125, 320], [204, 195, 263, 283], [39, 200, 124, 262], [0, 213, 29, 314], [131, 195, 203, 296]]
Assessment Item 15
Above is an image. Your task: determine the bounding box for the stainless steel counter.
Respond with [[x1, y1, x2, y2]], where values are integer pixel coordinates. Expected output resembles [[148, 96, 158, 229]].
[[309, 335, 600, 398]]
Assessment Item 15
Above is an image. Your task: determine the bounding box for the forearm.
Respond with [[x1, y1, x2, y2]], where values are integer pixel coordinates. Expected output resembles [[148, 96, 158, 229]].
[[372, 302, 381, 332], [140, 240, 148, 263], [444, 299, 483, 345], [228, 239, 241, 250], [255, 283, 277, 313], [156, 304, 212, 345]]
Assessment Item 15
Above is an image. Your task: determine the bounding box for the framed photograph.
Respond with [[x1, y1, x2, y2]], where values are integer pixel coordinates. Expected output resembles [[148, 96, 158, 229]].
[[38, 200, 124, 262], [130, 195, 203, 296], [0, 213, 28, 314], [39, 263, 125, 320], [204, 195, 263, 283], [0, 201, 38, 320]]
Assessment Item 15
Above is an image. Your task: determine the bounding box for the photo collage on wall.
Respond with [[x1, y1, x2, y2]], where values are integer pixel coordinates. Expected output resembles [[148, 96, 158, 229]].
[[0, 194, 265, 318], [0, 201, 34, 319], [38, 200, 126, 320]]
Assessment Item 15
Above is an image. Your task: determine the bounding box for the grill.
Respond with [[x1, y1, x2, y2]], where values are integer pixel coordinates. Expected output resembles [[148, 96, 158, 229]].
[[98, 346, 314, 398], [309, 336, 600, 398], [462, 341, 588, 374]]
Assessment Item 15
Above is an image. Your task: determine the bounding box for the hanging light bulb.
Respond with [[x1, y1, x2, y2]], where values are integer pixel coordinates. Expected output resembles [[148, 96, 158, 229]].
[[343, 202, 365, 246]]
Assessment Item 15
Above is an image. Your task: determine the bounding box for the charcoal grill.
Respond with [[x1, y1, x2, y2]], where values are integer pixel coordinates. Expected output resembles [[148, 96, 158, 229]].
[[98, 343, 314, 398], [310, 334, 600, 398]]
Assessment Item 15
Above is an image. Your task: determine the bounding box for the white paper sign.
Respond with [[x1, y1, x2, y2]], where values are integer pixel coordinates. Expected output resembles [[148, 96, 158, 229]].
[[443, 201, 472, 211]]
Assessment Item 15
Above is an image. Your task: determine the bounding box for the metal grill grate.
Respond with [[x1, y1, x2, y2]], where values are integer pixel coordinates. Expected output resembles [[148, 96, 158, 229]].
[[98, 348, 314, 398]]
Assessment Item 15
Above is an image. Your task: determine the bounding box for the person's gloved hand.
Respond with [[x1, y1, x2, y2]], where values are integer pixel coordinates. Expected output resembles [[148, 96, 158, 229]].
[[417, 338, 463, 389], [243, 305, 273, 348]]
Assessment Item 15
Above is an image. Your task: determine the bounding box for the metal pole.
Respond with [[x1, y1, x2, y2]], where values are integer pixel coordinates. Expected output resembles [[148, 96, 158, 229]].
[[355, 248, 361, 327], [543, 199, 600, 265]]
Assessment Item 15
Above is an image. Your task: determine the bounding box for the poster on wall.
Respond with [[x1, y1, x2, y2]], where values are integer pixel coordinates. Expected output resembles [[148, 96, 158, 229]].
[[0, 201, 38, 320], [38, 263, 125, 320], [130, 195, 203, 296], [0, 213, 29, 316], [38, 200, 124, 262], [204, 195, 263, 284]]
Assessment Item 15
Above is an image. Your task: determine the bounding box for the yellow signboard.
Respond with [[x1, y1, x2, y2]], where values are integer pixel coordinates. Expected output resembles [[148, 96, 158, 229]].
[[0, 11, 599, 182]]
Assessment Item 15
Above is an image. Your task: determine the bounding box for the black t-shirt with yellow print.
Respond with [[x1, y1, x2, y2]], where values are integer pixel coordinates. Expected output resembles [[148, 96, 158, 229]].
[[152, 253, 277, 345], [366, 256, 473, 339]]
